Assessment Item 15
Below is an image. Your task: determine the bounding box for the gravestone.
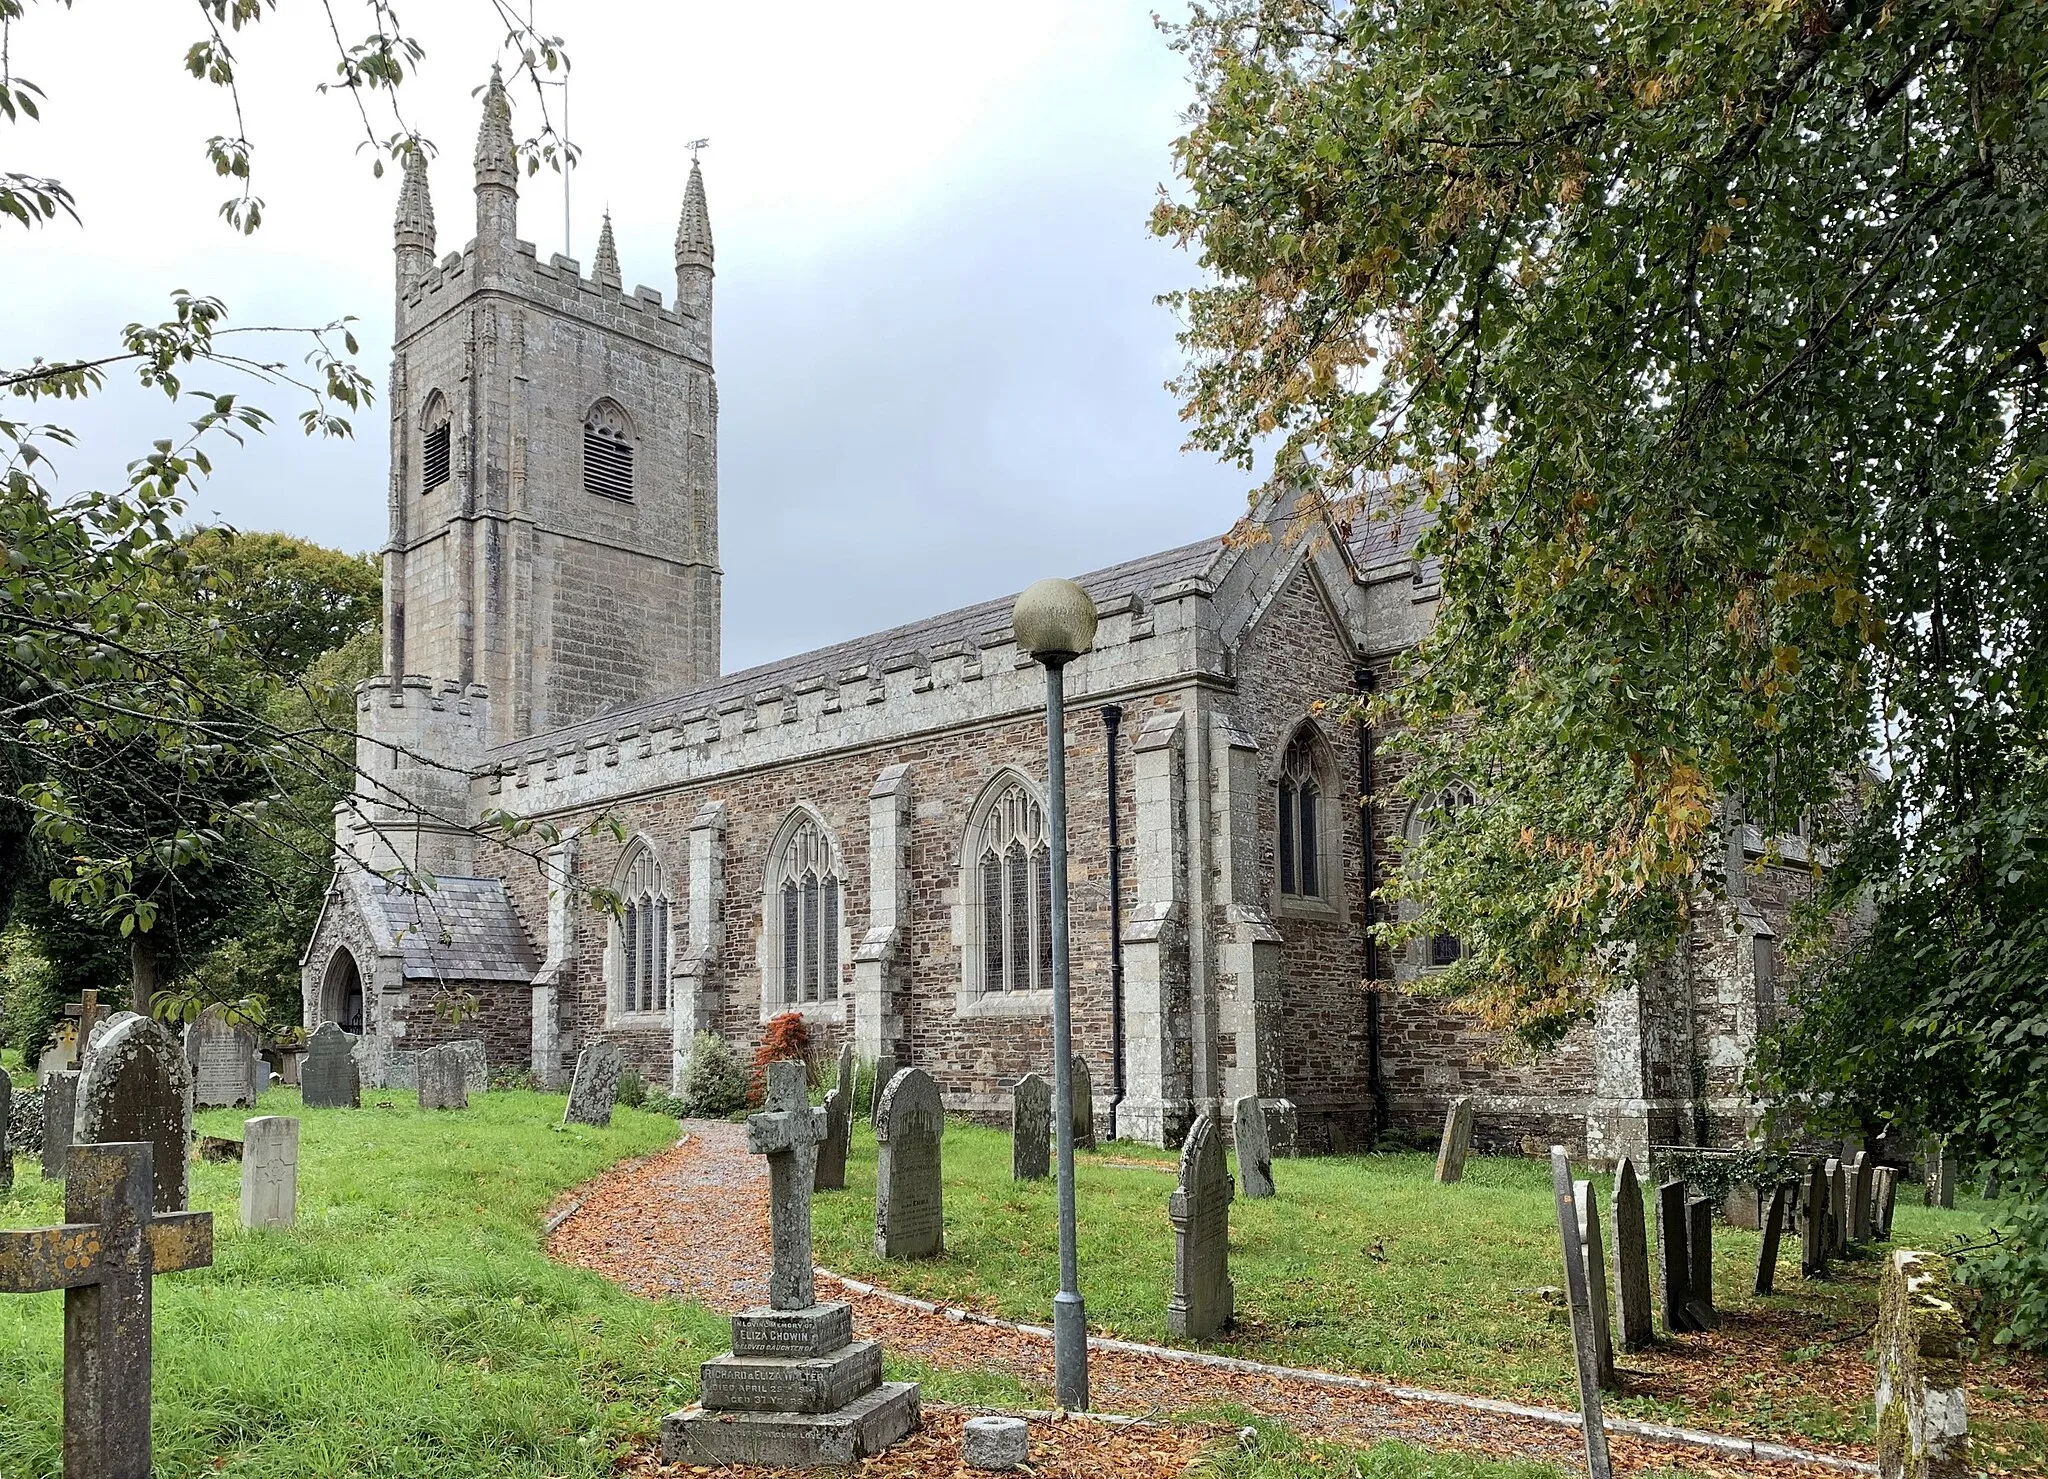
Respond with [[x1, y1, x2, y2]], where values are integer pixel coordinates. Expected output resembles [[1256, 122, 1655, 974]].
[[1980, 1164, 2000, 1202], [1875, 1166, 1901, 1239], [301, 1022, 361, 1110], [661, 1059, 920, 1467], [1656, 1180, 1697, 1333], [1574, 1177, 1617, 1389], [250, 1048, 272, 1100], [1011, 1072, 1051, 1181], [1550, 1148, 1615, 1479], [1265, 1098, 1299, 1159], [1232, 1095, 1275, 1199], [1802, 1158, 1830, 1278], [1610, 1158, 1654, 1350], [815, 1044, 854, 1192], [1875, 1250, 1969, 1479], [445, 1039, 488, 1095], [0, 1065, 10, 1195], [1166, 1109, 1234, 1339], [1922, 1138, 1955, 1209], [1851, 1152, 1875, 1242], [188, 1006, 261, 1110], [563, 1040, 625, 1127], [75, 1015, 192, 1213], [874, 1067, 945, 1259], [1070, 1054, 1094, 1152], [1434, 1096, 1475, 1183], [40, 1070, 77, 1181], [84, 1009, 140, 1066], [869, 1052, 896, 1131], [0, 1141, 214, 1479], [1829, 1158, 1851, 1255], [240, 1116, 299, 1230], [37, 1022, 76, 1083], [1685, 1195, 1718, 1329], [416, 1045, 468, 1111], [1721, 1181, 1762, 1232], [1755, 1182, 1791, 1295]]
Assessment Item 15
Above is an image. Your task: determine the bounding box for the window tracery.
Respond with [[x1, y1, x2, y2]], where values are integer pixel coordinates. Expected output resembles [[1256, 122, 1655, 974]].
[[583, 398, 635, 501], [770, 813, 842, 1005]]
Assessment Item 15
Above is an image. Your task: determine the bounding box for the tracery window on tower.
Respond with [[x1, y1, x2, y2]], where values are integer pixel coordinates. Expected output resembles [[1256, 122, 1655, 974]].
[[421, 392, 451, 493], [583, 397, 635, 502], [767, 810, 843, 1007], [966, 775, 1052, 997], [608, 841, 670, 1019]]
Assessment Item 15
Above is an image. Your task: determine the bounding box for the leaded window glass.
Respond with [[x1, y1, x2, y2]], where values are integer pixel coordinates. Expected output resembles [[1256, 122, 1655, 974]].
[[611, 843, 671, 1017], [970, 779, 1052, 994], [1278, 733, 1327, 899], [770, 814, 844, 1005], [1424, 783, 1476, 968]]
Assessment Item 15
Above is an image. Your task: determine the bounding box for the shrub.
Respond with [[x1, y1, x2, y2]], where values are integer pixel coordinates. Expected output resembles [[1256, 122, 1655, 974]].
[[10, 1087, 44, 1153], [678, 1032, 747, 1119], [616, 1067, 648, 1110], [639, 1089, 687, 1118], [749, 1012, 813, 1106], [0, 928, 62, 1068], [488, 1066, 539, 1092]]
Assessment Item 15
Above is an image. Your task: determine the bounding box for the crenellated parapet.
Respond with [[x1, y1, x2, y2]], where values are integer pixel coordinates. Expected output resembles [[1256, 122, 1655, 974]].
[[338, 675, 493, 880]]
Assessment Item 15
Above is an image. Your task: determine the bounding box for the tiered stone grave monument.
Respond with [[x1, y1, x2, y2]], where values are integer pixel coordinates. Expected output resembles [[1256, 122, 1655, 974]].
[[563, 1040, 625, 1127], [1011, 1072, 1051, 1181], [1232, 1095, 1275, 1199], [1609, 1158, 1654, 1350], [661, 1060, 920, 1467], [815, 1045, 854, 1192], [416, 1045, 468, 1111], [1875, 1250, 1969, 1479], [1167, 1110, 1234, 1339], [240, 1116, 299, 1230], [301, 1022, 361, 1110], [0, 1141, 214, 1477], [1434, 1096, 1474, 1183], [75, 1015, 192, 1213], [874, 1067, 944, 1259], [187, 1005, 261, 1110]]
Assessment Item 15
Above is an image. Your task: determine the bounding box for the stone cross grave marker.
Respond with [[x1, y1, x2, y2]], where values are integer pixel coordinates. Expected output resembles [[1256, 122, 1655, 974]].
[[1167, 1109, 1235, 1340], [1233, 1094, 1275, 1199], [1610, 1158, 1654, 1351], [874, 1067, 945, 1259], [1656, 1180, 1694, 1333], [1011, 1072, 1051, 1181], [1070, 1054, 1094, 1152], [749, 1059, 828, 1311], [1549, 1147, 1615, 1479], [1829, 1158, 1851, 1254], [815, 1044, 854, 1192], [1434, 1096, 1475, 1183], [1875, 1250, 1969, 1479], [1574, 1177, 1617, 1389], [416, 1044, 468, 1111], [76, 1015, 191, 1214], [41, 1069, 78, 1182], [1851, 1152, 1875, 1242], [1802, 1158, 1830, 1279], [187, 1005, 259, 1110], [0, 1141, 214, 1479], [240, 1116, 299, 1230], [0, 1064, 11, 1195], [301, 1022, 361, 1110], [1875, 1166, 1901, 1239], [563, 1040, 625, 1127], [1755, 1182, 1791, 1296], [1685, 1194, 1718, 1328]]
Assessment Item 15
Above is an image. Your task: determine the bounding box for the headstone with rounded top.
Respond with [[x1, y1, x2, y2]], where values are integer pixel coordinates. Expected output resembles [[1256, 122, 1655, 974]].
[[1167, 1109, 1235, 1339], [74, 1015, 192, 1213], [1011, 1072, 1051, 1181], [1434, 1096, 1475, 1183], [187, 1006, 261, 1109], [563, 1040, 625, 1127], [1685, 1194, 1718, 1328], [1610, 1158, 1654, 1350], [445, 1039, 489, 1095], [301, 1022, 361, 1109], [1851, 1152, 1876, 1242], [1232, 1095, 1275, 1199], [1069, 1055, 1094, 1152], [875, 1067, 945, 1259]]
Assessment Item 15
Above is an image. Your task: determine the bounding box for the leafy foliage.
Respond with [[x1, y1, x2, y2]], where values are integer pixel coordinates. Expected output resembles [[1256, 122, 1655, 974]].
[[677, 1030, 747, 1119], [748, 1012, 814, 1106]]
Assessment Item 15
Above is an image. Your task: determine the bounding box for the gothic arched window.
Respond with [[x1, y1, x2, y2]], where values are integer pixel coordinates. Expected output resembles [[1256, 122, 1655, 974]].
[[421, 392, 451, 493], [1276, 731, 1326, 899], [1425, 783, 1476, 967], [968, 777, 1052, 995], [609, 842, 670, 1018], [583, 398, 635, 501], [768, 812, 843, 1006]]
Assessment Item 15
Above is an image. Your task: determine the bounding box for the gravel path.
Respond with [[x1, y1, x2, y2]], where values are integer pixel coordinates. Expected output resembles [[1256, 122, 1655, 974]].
[[547, 1121, 1860, 1477]]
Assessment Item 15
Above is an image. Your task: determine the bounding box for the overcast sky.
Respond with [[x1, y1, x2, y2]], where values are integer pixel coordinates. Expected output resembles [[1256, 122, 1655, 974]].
[[5, 2, 1249, 672]]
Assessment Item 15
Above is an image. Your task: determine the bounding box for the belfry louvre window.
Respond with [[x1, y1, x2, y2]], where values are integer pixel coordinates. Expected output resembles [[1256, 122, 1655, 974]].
[[1277, 732, 1324, 898], [771, 814, 842, 1005], [421, 395, 451, 492], [974, 780, 1052, 994], [611, 844, 670, 1016], [583, 399, 635, 501]]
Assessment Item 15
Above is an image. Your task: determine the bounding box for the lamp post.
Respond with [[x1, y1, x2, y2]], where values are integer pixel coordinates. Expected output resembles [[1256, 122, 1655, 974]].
[[1011, 576, 1097, 1413]]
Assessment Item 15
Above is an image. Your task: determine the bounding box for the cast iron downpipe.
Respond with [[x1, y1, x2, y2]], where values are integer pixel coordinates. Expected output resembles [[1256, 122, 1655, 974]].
[[1357, 665, 1390, 1140], [1101, 703, 1127, 1141]]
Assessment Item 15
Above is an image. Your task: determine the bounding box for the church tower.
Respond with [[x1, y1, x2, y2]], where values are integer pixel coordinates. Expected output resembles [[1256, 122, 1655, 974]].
[[379, 69, 722, 747]]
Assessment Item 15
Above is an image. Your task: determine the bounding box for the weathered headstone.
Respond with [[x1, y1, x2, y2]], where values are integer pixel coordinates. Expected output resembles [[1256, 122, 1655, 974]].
[[1232, 1095, 1275, 1199], [1610, 1158, 1654, 1351], [301, 1022, 361, 1110], [815, 1044, 854, 1192], [1801, 1158, 1830, 1279], [1875, 1165, 1901, 1239], [1167, 1110, 1235, 1340], [662, 1057, 920, 1467], [1011, 1072, 1051, 1181], [874, 1067, 945, 1259], [1755, 1182, 1791, 1295], [1980, 1163, 2000, 1202], [40, 1069, 77, 1181], [416, 1044, 468, 1111], [1550, 1148, 1615, 1479], [1922, 1138, 1956, 1209], [1656, 1180, 1696, 1333], [563, 1040, 625, 1127], [74, 1015, 192, 1213], [1875, 1250, 1969, 1479], [1574, 1177, 1617, 1389], [0, 1065, 11, 1195], [38, 1021, 77, 1083], [187, 1006, 260, 1110], [445, 1039, 488, 1095], [83, 1009, 139, 1066], [1851, 1152, 1875, 1242], [869, 1052, 896, 1131], [1434, 1096, 1475, 1183], [1070, 1054, 1094, 1152], [1829, 1158, 1851, 1255], [0, 1141, 214, 1478], [250, 1048, 272, 1100], [1265, 1098, 1300, 1159], [1685, 1195, 1719, 1329], [240, 1116, 299, 1230]]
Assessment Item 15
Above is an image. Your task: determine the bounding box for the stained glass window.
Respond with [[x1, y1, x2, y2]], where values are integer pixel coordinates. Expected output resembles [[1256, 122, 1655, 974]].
[[771, 815, 844, 1005], [971, 780, 1052, 995]]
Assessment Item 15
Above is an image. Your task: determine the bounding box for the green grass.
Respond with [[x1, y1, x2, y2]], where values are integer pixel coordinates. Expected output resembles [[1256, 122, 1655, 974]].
[[1182, 1411, 1580, 1479], [0, 1085, 1022, 1478]]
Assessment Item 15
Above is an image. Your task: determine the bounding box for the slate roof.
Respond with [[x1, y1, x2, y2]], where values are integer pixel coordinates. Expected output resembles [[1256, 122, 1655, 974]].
[[370, 876, 538, 982], [501, 536, 1229, 757]]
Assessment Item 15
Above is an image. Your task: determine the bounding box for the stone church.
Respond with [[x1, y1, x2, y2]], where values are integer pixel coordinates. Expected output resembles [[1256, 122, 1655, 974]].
[[301, 75, 1809, 1160]]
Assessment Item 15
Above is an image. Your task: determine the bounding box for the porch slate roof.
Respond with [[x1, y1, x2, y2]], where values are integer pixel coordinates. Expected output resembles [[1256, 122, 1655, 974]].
[[369, 876, 538, 983]]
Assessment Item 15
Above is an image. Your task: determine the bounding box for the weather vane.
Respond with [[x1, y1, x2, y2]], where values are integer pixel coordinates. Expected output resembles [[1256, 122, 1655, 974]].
[[687, 137, 710, 163]]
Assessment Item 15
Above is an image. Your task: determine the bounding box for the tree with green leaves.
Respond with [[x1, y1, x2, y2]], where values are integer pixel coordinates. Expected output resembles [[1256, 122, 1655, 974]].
[[1159, 0, 2048, 1341]]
